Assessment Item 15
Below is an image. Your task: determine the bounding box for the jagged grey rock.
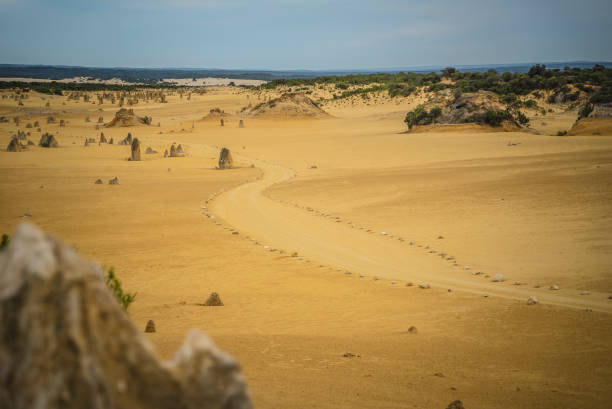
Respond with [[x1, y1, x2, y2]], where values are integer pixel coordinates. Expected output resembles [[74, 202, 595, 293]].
[[0, 223, 252, 409]]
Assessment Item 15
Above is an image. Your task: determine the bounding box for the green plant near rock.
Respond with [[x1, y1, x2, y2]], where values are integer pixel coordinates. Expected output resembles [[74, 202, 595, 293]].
[[0, 234, 9, 250], [105, 267, 136, 311]]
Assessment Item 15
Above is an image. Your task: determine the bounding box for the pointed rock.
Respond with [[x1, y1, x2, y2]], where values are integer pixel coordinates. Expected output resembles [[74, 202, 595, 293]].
[[131, 138, 141, 161], [218, 148, 233, 169], [204, 292, 224, 306], [145, 319, 156, 333]]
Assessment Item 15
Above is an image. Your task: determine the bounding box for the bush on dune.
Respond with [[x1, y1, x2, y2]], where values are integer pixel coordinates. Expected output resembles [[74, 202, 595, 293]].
[[404, 105, 442, 129]]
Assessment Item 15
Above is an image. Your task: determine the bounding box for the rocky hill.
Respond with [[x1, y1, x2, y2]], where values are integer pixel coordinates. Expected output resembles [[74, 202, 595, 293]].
[[246, 93, 330, 119]]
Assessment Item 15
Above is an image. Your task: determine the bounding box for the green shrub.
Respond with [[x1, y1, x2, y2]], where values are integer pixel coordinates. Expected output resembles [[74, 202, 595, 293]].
[[528, 64, 547, 77], [514, 110, 530, 125], [590, 85, 612, 103], [524, 99, 537, 108], [483, 110, 512, 126], [428, 83, 450, 92], [105, 267, 136, 311], [388, 83, 415, 97], [500, 93, 518, 104], [430, 107, 442, 117], [578, 103, 593, 119], [462, 110, 512, 126], [441, 67, 457, 77], [0, 234, 9, 250], [404, 105, 442, 129]]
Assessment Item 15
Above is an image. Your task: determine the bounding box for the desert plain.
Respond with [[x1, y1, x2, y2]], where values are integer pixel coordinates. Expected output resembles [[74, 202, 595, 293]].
[[1, 84, 611, 409]]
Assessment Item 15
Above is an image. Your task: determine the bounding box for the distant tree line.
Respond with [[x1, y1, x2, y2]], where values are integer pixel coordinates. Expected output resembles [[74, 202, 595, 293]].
[[258, 65, 612, 102], [0, 81, 180, 95]]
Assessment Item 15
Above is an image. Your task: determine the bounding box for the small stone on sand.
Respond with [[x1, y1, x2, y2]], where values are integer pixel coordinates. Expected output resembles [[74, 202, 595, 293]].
[[144, 319, 156, 333], [204, 292, 223, 306], [446, 400, 465, 409]]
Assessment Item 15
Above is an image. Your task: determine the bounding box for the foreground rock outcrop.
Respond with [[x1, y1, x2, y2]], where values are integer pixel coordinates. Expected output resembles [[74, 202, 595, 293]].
[[0, 223, 251, 409]]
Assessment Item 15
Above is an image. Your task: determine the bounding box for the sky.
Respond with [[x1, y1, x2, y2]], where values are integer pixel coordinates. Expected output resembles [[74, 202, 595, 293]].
[[0, 0, 611, 70]]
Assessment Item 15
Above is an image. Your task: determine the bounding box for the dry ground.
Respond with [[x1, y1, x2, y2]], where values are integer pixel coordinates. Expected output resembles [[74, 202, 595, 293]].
[[1, 87, 611, 409]]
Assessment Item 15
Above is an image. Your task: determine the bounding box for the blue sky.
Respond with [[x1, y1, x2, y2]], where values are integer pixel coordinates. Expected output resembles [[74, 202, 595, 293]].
[[0, 0, 610, 70]]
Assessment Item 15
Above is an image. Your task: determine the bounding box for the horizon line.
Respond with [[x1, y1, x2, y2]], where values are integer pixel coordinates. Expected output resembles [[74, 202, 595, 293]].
[[1, 60, 611, 73]]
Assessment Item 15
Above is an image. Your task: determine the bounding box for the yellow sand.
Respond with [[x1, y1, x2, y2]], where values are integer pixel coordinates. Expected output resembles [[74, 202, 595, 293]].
[[1, 87, 612, 409]]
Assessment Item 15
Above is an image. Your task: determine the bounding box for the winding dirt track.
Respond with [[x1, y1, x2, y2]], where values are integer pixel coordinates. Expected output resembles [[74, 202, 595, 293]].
[[211, 157, 612, 313]]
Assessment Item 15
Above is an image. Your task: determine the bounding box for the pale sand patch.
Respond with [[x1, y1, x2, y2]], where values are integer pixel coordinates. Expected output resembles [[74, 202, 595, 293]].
[[0, 76, 267, 87]]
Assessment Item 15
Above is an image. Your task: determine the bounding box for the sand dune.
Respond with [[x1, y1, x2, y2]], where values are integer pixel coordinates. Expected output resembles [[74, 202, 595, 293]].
[[1, 86, 611, 409]]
